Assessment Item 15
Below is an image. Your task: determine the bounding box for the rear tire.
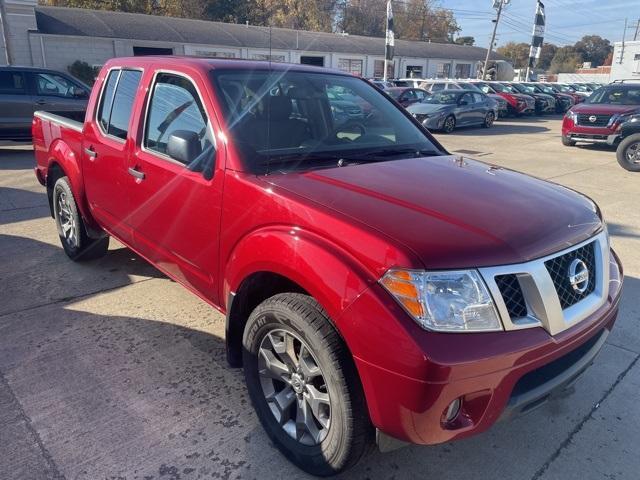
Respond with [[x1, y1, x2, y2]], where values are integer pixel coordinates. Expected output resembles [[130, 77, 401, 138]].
[[52, 176, 109, 261], [242, 293, 373, 476], [562, 136, 576, 147], [616, 133, 640, 172], [442, 115, 456, 133]]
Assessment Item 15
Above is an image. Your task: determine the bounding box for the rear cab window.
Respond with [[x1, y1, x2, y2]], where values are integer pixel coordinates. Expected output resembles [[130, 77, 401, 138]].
[[96, 68, 142, 140]]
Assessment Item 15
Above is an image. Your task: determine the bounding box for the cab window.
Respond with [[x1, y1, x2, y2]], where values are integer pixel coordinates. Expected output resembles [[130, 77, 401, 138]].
[[96, 69, 142, 140]]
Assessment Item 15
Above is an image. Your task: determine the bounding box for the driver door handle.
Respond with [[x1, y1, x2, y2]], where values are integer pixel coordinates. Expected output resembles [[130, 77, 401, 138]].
[[128, 166, 145, 180], [84, 147, 97, 160]]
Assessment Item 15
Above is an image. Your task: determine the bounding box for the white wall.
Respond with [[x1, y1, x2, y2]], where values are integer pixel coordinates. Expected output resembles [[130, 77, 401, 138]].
[[610, 40, 640, 82], [557, 72, 611, 83], [0, 0, 37, 66]]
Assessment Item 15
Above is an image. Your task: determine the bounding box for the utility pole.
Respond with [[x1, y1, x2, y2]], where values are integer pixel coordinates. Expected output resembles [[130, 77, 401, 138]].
[[634, 18, 639, 41], [0, 0, 12, 65], [482, 0, 509, 80]]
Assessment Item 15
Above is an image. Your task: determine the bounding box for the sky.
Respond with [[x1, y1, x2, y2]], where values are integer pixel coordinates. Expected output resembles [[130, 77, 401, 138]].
[[443, 0, 639, 47]]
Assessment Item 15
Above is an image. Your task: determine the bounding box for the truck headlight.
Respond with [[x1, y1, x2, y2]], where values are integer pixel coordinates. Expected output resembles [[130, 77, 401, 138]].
[[380, 269, 503, 332], [565, 110, 578, 123]]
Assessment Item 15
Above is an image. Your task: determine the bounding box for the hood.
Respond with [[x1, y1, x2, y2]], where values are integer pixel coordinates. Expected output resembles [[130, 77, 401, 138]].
[[407, 103, 452, 114], [264, 156, 602, 269], [571, 103, 639, 115]]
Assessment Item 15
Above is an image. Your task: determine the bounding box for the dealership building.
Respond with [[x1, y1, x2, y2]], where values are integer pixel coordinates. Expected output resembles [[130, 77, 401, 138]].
[[0, 0, 508, 80]]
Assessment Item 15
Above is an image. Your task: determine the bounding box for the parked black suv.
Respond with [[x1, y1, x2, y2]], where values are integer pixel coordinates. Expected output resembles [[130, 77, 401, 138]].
[[0, 66, 89, 142]]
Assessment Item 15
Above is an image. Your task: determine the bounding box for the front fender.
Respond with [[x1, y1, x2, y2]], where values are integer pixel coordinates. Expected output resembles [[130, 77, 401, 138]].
[[223, 226, 377, 329]]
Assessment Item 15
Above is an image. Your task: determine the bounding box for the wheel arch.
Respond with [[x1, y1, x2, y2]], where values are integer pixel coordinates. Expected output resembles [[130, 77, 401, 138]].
[[223, 227, 376, 367]]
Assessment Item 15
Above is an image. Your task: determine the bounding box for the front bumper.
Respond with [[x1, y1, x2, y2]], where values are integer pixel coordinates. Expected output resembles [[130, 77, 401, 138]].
[[341, 250, 623, 446]]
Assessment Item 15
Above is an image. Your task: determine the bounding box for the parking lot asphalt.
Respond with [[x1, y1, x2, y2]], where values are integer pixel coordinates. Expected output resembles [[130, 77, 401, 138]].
[[1, 116, 639, 480]]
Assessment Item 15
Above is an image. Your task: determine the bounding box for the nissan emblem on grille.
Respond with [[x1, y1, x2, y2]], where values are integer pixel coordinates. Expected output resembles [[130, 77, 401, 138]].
[[588, 115, 597, 123], [568, 259, 590, 293]]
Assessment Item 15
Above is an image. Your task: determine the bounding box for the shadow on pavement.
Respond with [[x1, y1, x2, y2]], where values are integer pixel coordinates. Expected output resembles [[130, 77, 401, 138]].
[[0, 147, 35, 170], [448, 123, 549, 136], [0, 187, 49, 225]]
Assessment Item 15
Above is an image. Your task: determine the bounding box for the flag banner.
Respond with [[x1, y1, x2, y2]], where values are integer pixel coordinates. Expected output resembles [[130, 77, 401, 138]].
[[385, 0, 394, 61], [528, 0, 545, 69]]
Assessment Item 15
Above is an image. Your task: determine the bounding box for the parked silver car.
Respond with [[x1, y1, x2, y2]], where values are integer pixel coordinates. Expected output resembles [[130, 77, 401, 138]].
[[0, 66, 89, 141], [407, 89, 498, 133]]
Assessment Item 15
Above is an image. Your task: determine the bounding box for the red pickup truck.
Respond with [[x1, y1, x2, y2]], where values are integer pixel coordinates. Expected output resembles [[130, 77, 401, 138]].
[[33, 57, 622, 476]]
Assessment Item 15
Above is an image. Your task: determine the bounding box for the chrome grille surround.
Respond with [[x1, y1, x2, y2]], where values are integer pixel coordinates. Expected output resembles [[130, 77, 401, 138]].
[[479, 230, 609, 336]]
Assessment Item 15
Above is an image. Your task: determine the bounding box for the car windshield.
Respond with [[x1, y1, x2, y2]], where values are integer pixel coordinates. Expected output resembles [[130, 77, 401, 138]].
[[212, 69, 442, 173], [471, 82, 494, 94], [586, 87, 640, 105], [555, 84, 574, 93], [536, 84, 556, 94], [509, 83, 532, 94], [571, 84, 589, 92], [422, 92, 460, 104], [492, 83, 516, 93]]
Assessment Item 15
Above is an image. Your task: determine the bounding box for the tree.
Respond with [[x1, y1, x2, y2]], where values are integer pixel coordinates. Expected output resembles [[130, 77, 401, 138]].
[[496, 42, 529, 69], [454, 36, 475, 46], [538, 43, 557, 71], [573, 35, 612, 67], [392, 0, 460, 42], [548, 46, 583, 74]]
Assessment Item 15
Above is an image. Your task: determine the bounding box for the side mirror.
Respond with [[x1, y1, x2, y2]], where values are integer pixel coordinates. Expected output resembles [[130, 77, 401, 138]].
[[167, 130, 202, 165], [458, 99, 469, 106], [71, 86, 88, 98], [167, 130, 215, 180]]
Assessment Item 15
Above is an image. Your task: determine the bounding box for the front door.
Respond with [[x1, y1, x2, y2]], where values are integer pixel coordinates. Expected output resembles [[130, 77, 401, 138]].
[[127, 71, 223, 303], [82, 68, 142, 243], [29, 71, 89, 121]]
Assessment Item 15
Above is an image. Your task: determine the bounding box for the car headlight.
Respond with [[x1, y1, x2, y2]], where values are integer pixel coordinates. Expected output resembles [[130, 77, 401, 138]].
[[380, 269, 503, 332], [565, 110, 578, 123]]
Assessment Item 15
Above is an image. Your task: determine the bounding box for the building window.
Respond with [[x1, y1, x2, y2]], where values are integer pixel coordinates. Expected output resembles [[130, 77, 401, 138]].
[[405, 65, 423, 78], [455, 63, 471, 79], [337, 59, 363, 76], [193, 50, 235, 58], [373, 60, 394, 78], [251, 53, 286, 62], [634, 54, 640, 73], [300, 56, 324, 66], [436, 63, 451, 79], [133, 46, 173, 56]]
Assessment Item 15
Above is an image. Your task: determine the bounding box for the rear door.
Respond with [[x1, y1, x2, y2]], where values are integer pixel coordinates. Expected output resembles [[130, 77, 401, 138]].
[[29, 71, 89, 119], [456, 92, 475, 125], [127, 70, 223, 303], [472, 92, 490, 124], [82, 68, 143, 243], [0, 70, 33, 140]]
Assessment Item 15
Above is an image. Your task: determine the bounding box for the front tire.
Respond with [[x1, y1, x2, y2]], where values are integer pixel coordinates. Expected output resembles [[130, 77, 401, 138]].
[[242, 293, 372, 476], [616, 133, 640, 172], [562, 136, 576, 147], [442, 115, 456, 133], [52, 176, 109, 261]]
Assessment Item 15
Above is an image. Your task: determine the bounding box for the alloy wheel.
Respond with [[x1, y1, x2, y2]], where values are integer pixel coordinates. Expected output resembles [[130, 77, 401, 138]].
[[258, 328, 331, 446], [444, 116, 455, 133], [56, 189, 78, 248], [625, 142, 640, 165]]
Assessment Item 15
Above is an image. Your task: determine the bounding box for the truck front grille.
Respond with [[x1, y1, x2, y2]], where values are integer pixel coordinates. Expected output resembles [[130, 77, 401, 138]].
[[479, 231, 609, 336], [576, 114, 611, 127], [544, 242, 596, 309], [495, 274, 527, 318]]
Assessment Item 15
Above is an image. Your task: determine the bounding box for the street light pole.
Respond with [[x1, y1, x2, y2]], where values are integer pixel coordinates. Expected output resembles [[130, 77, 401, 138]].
[[482, 0, 508, 80]]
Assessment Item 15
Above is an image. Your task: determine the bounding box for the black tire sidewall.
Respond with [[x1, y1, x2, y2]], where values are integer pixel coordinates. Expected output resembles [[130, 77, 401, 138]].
[[53, 177, 83, 258], [242, 296, 356, 475], [617, 134, 640, 172]]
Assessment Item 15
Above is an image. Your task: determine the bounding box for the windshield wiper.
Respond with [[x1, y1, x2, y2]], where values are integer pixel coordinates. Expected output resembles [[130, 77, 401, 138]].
[[355, 147, 443, 160]]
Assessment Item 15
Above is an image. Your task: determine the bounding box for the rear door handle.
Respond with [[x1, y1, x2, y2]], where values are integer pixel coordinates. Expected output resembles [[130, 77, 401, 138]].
[[128, 167, 145, 180], [35, 99, 46, 106], [84, 147, 97, 160]]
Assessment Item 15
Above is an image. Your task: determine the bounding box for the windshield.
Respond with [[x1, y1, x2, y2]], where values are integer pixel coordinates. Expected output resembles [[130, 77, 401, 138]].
[[509, 83, 531, 94], [212, 69, 442, 172], [571, 84, 589, 92], [493, 83, 516, 93], [521, 84, 540, 93], [555, 84, 574, 93], [536, 84, 556, 94], [422, 92, 460, 104], [586, 87, 640, 105], [471, 82, 494, 94]]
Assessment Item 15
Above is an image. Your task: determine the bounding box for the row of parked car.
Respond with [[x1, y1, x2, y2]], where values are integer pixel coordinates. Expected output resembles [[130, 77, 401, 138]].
[[365, 77, 603, 134], [365, 77, 639, 172]]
